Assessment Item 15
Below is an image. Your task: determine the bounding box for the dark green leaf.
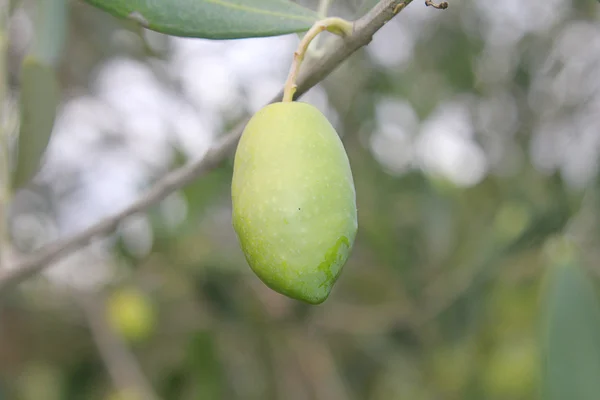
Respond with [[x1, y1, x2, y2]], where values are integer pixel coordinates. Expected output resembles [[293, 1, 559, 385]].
[[12, 57, 60, 190], [541, 262, 600, 400], [83, 0, 319, 39]]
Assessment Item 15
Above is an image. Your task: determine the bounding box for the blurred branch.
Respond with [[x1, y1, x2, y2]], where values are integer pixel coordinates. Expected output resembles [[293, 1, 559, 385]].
[[314, 206, 573, 334], [0, 0, 9, 271], [411, 205, 572, 327], [76, 291, 161, 400], [0, 0, 418, 294], [288, 331, 352, 400]]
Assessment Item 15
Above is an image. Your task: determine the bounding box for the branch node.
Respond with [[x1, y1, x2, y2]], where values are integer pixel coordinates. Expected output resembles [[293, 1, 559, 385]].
[[392, 2, 406, 14]]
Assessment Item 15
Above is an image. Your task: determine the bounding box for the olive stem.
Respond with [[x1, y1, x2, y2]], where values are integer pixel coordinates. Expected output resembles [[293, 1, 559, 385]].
[[282, 17, 353, 102]]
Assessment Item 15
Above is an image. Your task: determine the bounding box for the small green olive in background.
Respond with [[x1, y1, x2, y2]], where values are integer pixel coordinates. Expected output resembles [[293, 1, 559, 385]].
[[232, 102, 357, 304], [106, 287, 155, 342]]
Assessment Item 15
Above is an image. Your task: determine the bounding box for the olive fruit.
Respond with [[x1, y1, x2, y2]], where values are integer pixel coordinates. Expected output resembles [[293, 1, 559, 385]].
[[232, 101, 357, 304]]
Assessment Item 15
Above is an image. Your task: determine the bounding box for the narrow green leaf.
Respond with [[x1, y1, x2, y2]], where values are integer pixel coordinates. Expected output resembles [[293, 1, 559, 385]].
[[12, 57, 60, 190], [541, 261, 600, 400], [83, 0, 319, 39]]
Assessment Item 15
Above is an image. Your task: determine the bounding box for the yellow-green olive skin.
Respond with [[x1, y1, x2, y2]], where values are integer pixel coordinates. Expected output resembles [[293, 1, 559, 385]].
[[231, 102, 357, 304]]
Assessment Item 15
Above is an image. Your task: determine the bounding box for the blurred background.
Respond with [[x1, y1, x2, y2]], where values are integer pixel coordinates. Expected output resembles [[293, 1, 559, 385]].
[[1, 0, 600, 399]]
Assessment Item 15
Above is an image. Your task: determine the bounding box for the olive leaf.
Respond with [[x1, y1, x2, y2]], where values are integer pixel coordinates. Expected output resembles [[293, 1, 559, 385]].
[[83, 0, 319, 39], [541, 261, 600, 400], [12, 57, 60, 190]]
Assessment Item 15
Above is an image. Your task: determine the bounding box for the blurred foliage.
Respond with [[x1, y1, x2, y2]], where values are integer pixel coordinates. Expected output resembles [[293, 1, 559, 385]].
[[2, 0, 600, 399], [541, 258, 600, 400]]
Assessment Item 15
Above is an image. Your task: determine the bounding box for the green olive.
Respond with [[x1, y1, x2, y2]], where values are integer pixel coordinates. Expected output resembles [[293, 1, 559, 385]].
[[232, 102, 357, 304]]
